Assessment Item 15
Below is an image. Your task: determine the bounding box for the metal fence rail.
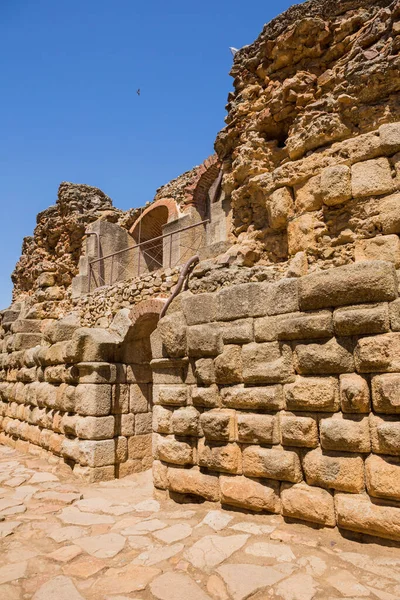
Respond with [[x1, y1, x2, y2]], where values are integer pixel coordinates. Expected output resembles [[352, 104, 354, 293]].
[[88, 219, 208, 292]]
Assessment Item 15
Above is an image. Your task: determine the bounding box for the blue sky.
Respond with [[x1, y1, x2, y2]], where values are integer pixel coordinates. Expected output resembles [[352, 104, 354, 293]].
[[0, 0, 294, 309]]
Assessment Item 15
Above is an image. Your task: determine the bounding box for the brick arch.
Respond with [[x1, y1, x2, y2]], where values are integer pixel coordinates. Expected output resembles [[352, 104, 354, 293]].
[[128, 298, 166, 332], [184, 155, 221, 219], [129, 198, 179, 241]]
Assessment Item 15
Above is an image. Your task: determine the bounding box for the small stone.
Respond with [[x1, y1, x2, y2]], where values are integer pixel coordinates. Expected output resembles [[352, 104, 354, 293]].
[[120, 519, 167, 535], [153, 524, 192, 543], [229, 522, 276, 535], [48, 526, 87, 543], [0, 521, 21, 538], [134, 499, 160, 512], [91, 565, 160, 595], [198, 510, 233, 532], [47, 545, 82, 563], [63, 555, 107, 579], [207, 574, 229, 600]]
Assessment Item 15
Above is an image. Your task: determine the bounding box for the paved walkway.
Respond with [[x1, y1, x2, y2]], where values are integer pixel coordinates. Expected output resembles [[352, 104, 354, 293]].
[[1, 445, 400, 600]]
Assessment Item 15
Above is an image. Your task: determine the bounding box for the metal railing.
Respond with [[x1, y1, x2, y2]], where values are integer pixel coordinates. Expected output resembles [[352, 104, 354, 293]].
[[87, 219, 208, 292]]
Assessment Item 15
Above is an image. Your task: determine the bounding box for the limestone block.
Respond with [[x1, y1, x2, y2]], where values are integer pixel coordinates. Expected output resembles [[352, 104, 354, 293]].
[[371, 373, 400, 413], [11, 319, 41, 334], [281, 482, 335, 526], [198, 440, 241, 474], [294, 175, 322, 212], [111, 384, 129, 414], [120, 413, 135, 436], [293, 337, 354, 375], [126, 363, 152, 384], [157, 311, 187, 358], [153, 460, 168, 489], [48, 432, 63, 455], [191, 385, 220, 408], [335, 493, 400, 541], [43, 314, 80, 344], [220, 475, 281, 513], [114, 435, 127, 463], [167, 466, 220, 501], [365, 455, 400, 501], [220, 319, 253, 344], [390, 298, 400, 331], [261, 279, 299, 317], [299, 261, 398, 310], [78, 439, 115, 467], [352, 158, 395, 198], [333, 303, 390, 336], [65, 328, 119, 363], [172, 406, 201, 437], [61, 438, 80, 463], [130, 383, 149, 413], [377, 193, 400, 234], [221, 385, 284, 410], [187, 324, 223, 357], [76, 362, 125, 384], [73, 415, 115, 440], [216, 283, 262, 321], [255, 310, 332, 342], [153, 405, 173, 434], [242, 342, 294, 384], [284, 376, 339, 412], [320, 415, 370, 453], [355, 334, 400, 373], [214, 345, 242, 384], [280, 415, 319, 448], [182, 293, 217, 325], [200, 409, 236, 442], [303, 448, 364, 493], [75, 384, 112, 416], [267, 186, 294, 230], [355, 236, 400, 268], [74, 464, 115, 482], [153, 385, 187, 407], [242, 446, 302, 483], [128, 433, 152, 459], [370, 415, 400, 456], [135, 412, 152, 435], [321, 165, 352, 206], [154, 434, 194, 465], [237, 413, 278, 445], [194, 359, 216, 385], [339, 374, 370, 413], [379, 122, 400, 152]]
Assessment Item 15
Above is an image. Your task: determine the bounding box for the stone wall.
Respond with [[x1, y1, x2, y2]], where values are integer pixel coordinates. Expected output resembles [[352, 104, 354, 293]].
[[153, 260, 400, 541]]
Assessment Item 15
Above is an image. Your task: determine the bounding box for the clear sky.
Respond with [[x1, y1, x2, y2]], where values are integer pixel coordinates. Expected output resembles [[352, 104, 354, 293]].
[[0, 0, 294, 309]]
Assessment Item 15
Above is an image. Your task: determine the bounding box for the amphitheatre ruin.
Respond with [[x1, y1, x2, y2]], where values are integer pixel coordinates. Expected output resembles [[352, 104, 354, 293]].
[[2, 1, 400, 595]]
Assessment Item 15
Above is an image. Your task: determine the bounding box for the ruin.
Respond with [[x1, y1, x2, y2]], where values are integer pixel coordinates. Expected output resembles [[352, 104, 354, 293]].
[[2, 0, 400, 544]]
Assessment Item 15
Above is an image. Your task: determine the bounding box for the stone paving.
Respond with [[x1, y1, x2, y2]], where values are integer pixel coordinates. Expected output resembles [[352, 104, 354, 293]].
[[1, 445, 400, 600]]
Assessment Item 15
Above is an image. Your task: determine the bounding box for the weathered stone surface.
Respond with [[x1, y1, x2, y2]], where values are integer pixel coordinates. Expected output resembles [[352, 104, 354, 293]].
[[32, 576, 85, 600], [255, 310, 332, 342], [194, 359, 216, 385], [75, 533, 126, 558], [198, 440, 241, 474], [355, 333, 400, 373], [320, 165, 352, 206], [370, 415, 400, 456], [242, 446, 302, 483], [267, 186, 294, 230], [220, 475, 281, 513], [154, 435, 193, 465], [299, 262, 398, 310], [351, 158, 395, 198], [191, 385, 220, 408], [172, 406, 201, 437], [150, 572, 212, 600], [280, 415, 319, 448], [365, 455, 400, 501], [182, 293, 217, 325], [75, 415, 115, 440], [242, 341, 294, 384], [336, 493, 400, 542], [293, 337, 354, 375], [294, 175, 321, 213], [355, 236, 400, 269], [320, 415, 370, 453], [378, 192, 400, 235], [217, 564, 286, 600], [237, 413, 278, 444], [75, 384, 111, 416], [185, 534, 249, 571], [187, 324, 223, 357], [157, 312, 187, 357], [79, 439, 115, 467], [284, 376, 339, 412], [303, 448, 364, 493], [214, 345, 243, 384], [220, 319, 253, 344], [221, 385, 284, 410], [333, 304, 390, 336], [372, 374, 400, 413], [217, 283, 262, 321], [390, 298, 400, 331], [153, 385, 188, 407], [340, 374, 370, 413], [281, 482, 335, 527], [168, 466, 220, 501], [65, 328, 118, 363], [200, 410, 236, 442]]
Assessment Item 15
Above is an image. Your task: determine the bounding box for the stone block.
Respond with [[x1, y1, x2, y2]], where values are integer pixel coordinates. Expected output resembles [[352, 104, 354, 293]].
[[333, 303, 390, 336], [379, 122, 400, 152], [281, 482, 336, 526], [115, 436, 128, 463], [335, 493, 400, 541], [157, 311, 187, 358], [79, 439, 115, 467], [339, 374, 370, 413], [126, 363, 152, 384], [294, 175, 322, 212], [321, 165, 352, 206], [372, 373, 400, 413], [14, 333, 42, 351], [65, 328, 119, 363], [120, 413, 135, 437], [221, 385, 284, 410], [389, 298, 400, 330], [214, 345, 242, 384], [293, 337, 354, 375], [153, 460, 168, 490], [299, 261, 398, 310], [194, 359, 216, 385], [135, 412, 152, 435], [220, 475, 281, 513], [154, 434, 194, 465], [355, 235, 400, 268], [43, 314, 80, 344], [242, 341, 294, 384], [237, 413, 278, 444], [216, 283, 262, 321], [320, 415, 370, 453], [377, 193, 400, 234], [153, 405, 173, 434], [111, 384, 130, 414], [167, 466, 220, 501], [11, 319, 42, 334], [200, 409, 236, 442], [370, 415, 400, 456], [365, 454, 400, 501], [75, 415, 115, 440], [75, 384, 112, 416], [187, 324, 223, 357], [128, 433, 152, 459], [182, 293, 217, 325], [130, 383, 149, 413], [172, 406, 201, 437], [220, 319, 253, 344], [198, 440, 241, 473], [352, 157, 395, 198], [191, 385, 220, 408], [76, 362, 125, 384], [303, 448, 364, 493], [355, 334, 400, 373], [262, 279, 299, 317], [255, 310, 332, 342], [153, 385, 187, 407], [242, 446, 302, 483], [284, 376, 339, 412], [280, 415, 319, 448], [267, 186, 294, 230], [74, 464, 115, 483]]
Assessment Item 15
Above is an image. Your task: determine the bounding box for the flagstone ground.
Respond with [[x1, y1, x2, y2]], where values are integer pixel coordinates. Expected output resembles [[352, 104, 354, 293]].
[[1, 444, 400, 600]]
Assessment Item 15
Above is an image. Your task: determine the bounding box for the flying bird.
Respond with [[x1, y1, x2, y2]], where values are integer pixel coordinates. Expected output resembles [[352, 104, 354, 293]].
[[137, 89, 141, 96], [229, 47, 238, 57]]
